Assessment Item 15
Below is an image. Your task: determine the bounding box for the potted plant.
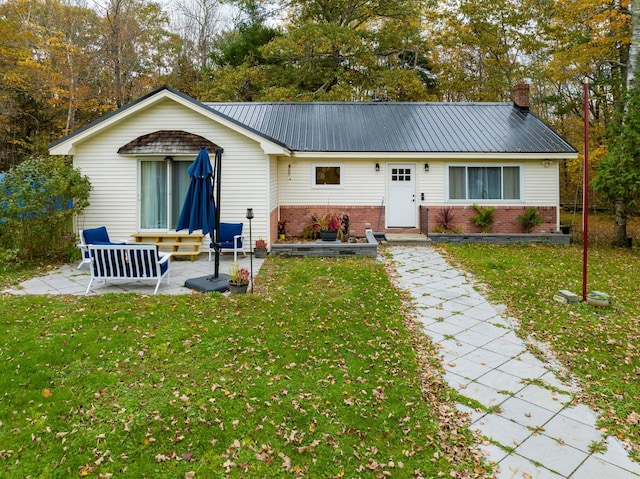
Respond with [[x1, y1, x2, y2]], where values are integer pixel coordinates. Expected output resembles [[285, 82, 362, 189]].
[[312, 212, 342, 241], [228, 262, 250, 294], [254, 238, 268, 258], [277, 220, 287, 240]]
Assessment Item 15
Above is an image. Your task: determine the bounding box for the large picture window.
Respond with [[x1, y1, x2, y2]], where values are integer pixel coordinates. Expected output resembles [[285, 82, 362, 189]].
[[140, 159, 191, 229], [449, 166, 521, 200], [314, 165, 341, 186]]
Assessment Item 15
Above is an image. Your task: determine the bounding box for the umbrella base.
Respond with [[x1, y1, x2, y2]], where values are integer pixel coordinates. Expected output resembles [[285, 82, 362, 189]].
[[184, 274, 230, 293]]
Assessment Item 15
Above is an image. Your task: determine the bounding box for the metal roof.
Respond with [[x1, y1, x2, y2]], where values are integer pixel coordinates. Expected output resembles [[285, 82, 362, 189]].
[[205, 101, 577, 154]]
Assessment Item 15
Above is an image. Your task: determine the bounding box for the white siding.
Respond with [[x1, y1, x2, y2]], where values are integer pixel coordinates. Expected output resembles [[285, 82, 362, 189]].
[[277, 157, 558, 208], [417, 159, 558, 207], [71, 99, 270, 243], [269, 157, 279, 212], [278, 158, 386, 206], [522, 161, 558, 206]]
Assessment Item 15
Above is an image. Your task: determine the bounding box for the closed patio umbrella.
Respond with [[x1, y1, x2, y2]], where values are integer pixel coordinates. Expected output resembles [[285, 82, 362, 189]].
[[176, 148, 215, 238], [177, 147, 228, 292]]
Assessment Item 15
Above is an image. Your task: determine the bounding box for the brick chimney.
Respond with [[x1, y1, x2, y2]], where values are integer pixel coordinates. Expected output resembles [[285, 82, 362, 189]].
[[513, 82, 530, 112]]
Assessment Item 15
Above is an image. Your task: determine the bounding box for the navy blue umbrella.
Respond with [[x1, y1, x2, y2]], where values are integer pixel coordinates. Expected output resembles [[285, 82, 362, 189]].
[[176, 148, 215, 238], [178, 148, 227, 291]]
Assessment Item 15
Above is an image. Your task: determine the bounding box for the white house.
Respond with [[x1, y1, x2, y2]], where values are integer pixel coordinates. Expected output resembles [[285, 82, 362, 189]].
[[49, 84, 578, 247]]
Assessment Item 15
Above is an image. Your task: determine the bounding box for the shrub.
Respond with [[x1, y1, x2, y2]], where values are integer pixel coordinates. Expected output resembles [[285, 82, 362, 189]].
[[517, 208, 543, 233], [434, 207, 461, 233], [0, 156, 91, 261], [470, 204, 495, 233]]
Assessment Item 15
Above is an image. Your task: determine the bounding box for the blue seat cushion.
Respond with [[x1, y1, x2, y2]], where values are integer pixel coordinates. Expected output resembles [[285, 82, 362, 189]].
[[83, 226, 110, 244]]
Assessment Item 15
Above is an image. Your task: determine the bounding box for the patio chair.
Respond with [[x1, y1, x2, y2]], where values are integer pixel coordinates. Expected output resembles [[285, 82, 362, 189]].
[[77, 226, 125, 268], [209, 222, 246, 262]]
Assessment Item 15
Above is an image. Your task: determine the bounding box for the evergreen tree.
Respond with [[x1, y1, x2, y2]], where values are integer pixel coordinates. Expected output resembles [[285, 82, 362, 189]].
[[594, 85, 640, 246]]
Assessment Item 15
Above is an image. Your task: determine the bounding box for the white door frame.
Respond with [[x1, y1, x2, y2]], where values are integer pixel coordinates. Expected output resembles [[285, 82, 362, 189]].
[[386, 163, 417, 228]]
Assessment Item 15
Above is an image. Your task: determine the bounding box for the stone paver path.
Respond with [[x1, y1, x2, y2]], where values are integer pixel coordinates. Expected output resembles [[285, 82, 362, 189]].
[[389, 245, 640, 479]]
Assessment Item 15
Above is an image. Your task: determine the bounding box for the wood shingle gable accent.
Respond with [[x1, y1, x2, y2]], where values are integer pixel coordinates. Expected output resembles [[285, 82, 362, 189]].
[[117, 130, 219, 155]]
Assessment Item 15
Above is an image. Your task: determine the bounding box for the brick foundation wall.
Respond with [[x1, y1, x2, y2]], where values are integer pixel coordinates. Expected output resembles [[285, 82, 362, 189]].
[[427, 206, 558, 234], [277, 205, 559, 237], [278, 205, 386, 237]]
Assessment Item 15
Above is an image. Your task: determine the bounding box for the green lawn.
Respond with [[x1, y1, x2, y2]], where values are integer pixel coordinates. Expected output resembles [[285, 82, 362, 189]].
[[438, 243, 640, 462], [0, 257, 492, 478]]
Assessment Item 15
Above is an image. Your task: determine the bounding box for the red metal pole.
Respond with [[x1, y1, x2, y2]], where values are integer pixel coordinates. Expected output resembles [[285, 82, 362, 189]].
[[582, 78, 589, 301]]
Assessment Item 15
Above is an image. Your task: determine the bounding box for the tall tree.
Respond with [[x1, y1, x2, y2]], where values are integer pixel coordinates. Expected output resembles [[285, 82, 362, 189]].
[[204, 0, 435, 101], [595, 0, 640, 246], [537, 0, 630, 209], [431, 0, 545, 102], [95, 0, 174, 107]]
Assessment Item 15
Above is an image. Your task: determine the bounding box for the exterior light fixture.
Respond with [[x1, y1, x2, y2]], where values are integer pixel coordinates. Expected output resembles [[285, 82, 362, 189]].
[[424, 163, 429, 172], [542, 160, 552, 167], [288, 164, 291, 178], [375, 163, 380, 172]]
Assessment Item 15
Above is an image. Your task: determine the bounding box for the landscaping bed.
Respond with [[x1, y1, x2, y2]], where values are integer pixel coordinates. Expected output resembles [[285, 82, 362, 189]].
[[429, 232, 571, 245]]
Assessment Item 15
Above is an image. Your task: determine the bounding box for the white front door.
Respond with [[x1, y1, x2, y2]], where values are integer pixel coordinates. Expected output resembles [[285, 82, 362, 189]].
[[386, 164, 416, 228]]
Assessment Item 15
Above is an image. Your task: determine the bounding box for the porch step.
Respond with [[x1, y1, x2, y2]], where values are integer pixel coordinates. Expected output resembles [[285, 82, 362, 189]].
[[379, 233, 432, 245]]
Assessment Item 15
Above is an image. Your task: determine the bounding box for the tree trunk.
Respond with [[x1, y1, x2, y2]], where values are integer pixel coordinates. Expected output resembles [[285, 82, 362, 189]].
[[612, 198, 629, 247], [628, 0, 640, 91], [614, 0, 640, 245]]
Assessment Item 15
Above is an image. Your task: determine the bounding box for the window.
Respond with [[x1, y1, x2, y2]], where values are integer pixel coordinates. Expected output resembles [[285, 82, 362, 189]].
[[314, 165, 341, 186], [391, 167, 411, 182], [140, 159, 191, 229], [449, 166, 521, 200]]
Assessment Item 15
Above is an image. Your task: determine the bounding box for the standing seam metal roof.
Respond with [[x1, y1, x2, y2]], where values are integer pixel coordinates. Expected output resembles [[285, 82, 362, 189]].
[[205, 101, 577, 154]]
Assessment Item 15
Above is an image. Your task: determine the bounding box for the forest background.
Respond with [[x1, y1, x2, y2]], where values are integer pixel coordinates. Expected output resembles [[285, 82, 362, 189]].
[[1, 0, 639, 239]]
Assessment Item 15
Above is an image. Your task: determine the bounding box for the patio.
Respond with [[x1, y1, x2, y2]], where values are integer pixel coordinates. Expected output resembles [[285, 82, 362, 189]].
[[3, 254, 265, 295]]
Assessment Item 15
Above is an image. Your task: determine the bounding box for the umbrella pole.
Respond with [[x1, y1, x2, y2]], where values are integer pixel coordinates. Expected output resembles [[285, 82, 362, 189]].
[[214, 148, 223, 278]]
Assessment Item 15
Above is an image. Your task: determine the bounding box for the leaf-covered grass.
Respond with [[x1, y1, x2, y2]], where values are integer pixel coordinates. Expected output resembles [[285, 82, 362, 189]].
[[439, 243, 640, 461], [0, 256, 492, 478]]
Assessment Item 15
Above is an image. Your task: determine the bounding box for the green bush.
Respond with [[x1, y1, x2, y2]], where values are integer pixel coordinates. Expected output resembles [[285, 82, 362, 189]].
[[471, 203, 495, 232], [0, 156, 91, 262], [516, 207, 543, 233]]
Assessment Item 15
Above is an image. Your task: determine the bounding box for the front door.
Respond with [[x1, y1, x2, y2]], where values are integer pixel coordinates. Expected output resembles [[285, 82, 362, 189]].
[[386, 164, 416, 228]]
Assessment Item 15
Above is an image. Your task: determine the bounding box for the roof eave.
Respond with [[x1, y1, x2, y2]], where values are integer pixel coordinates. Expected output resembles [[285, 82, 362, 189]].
[[291, 151, 578, 159], [48, 86, 291, 157]]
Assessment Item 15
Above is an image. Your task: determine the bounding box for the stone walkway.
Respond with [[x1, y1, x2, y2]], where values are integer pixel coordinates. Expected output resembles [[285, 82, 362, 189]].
[[389, 245, 640, 479]]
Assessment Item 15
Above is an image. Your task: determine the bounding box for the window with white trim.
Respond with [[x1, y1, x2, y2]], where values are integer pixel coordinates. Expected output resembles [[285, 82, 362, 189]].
[[448, 166, 521, 200], [314, 165, 341, 186]]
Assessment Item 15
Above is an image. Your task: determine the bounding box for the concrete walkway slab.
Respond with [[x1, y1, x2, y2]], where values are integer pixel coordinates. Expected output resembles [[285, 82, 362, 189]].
[[3, 254, 264, 296], [387, 245, 639, 479]]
